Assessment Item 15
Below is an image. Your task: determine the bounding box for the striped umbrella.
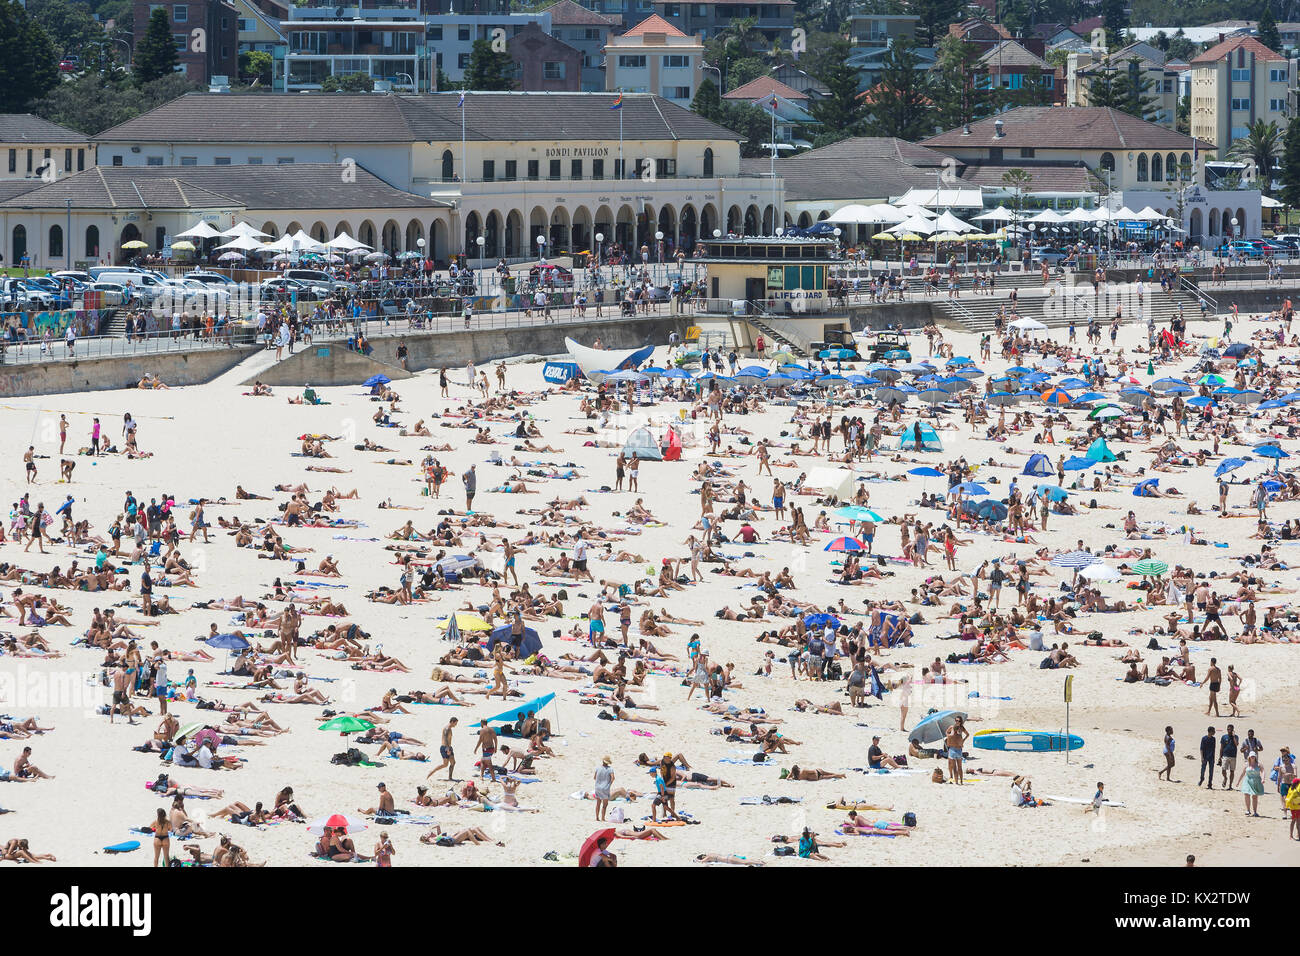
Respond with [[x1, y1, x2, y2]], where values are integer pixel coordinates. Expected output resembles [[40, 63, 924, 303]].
[[1132, 559, 1169, 576], [1051, 549, 1096, 569], [824, 536, 865, 553], [1040, 387, 1073, 405]]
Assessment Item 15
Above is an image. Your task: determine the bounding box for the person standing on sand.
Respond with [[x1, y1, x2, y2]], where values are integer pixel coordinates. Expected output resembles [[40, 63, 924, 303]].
[[1198, 726, 1216, 789], [1220, 725, 1239, 790], [593, 756, 614, 822], [23, 445, 36, 485], [944, 715, 969, 785], [1158, 726, 1176, 781], [463, 464, 476, 512], [474, 719, 498, 782], [1227, 665, 1242, 717], [426, 717, 457, 781], [1205, 658, 1222, 716]]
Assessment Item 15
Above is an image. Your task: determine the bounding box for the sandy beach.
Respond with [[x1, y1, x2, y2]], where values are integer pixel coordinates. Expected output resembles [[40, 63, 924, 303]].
[[0, 314, 1297, 869]]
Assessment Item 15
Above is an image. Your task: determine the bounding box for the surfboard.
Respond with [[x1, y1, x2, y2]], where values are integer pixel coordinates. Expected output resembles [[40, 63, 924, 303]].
[[972, 731, 1084, 752], [103, 840, 141, 854]]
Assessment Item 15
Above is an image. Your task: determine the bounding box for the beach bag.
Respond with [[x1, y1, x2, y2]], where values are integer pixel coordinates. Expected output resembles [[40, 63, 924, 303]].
[[610, 807, 625, 823], [931, 769, 945, 784], [773, 846, 795, 856], [903, 812, 917, 828]]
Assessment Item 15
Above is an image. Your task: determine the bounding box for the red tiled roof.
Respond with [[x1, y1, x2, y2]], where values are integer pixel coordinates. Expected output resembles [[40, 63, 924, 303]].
[[722, 76, 807, 102], [621, 14, 687, 38], [1191, 35, 1286, 64]]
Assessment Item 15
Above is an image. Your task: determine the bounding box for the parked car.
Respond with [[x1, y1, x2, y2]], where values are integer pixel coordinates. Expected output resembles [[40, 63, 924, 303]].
[[284, 268, 355, 294], [87, 282, 128, 306], [1218, 239, 1262, 257], [185, 271, 239, 288], [58, 56, 79, 73], [260, 277, 329, 301], [1030, 247, 1068, 265]]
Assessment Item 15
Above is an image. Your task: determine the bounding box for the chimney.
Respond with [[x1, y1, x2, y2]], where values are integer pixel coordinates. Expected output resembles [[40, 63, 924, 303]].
[[994, 118, 1005, 138]]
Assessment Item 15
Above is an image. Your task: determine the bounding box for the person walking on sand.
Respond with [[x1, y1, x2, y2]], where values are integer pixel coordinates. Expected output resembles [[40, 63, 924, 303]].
[[426, 717, 458, 781], [593, 756, 614, 821], [1227, 665, 1242, 717], [474, 719, 498, 783], [1198, 726, 1216, 789], [1220, 725, 1239, 790], [1158, 726, 1176, 781], [1205, 658, 1222, 716], [1241, 754, 1264, 816]]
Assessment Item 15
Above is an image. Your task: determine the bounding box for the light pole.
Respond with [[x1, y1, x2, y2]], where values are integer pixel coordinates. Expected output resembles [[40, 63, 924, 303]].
[[476, 235, 485, 294], [394, 71, 414, 91], [654, 230, 663, 265], [536, 235, 546, 264], [595, 231, 604, 286], [701, 61, 722, 92]]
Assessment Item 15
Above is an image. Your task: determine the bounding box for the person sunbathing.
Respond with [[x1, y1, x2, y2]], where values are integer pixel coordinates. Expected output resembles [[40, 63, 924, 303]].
[[782, 765, 845, 781], [419, 825, 503, 847]]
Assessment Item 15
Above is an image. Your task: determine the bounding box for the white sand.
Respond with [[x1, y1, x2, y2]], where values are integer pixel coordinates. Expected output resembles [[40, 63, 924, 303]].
[[0, 317, 1297, 868]]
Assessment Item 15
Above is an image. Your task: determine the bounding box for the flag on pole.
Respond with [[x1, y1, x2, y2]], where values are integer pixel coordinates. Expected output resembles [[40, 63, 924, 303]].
[[769, 95, 779, 111], [610, 93, 623, 110], [458, 90, 465, 107]]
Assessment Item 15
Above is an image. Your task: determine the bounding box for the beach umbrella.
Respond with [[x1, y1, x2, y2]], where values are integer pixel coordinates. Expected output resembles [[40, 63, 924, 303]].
[[121, 240, 148, 249], [1133, 478, 1160, 496], [875, 386, 912, 404], [217, 251, 246, 262], [1259, 399, 1289, 410], [1118, 387, 1152, 406], [579, 828, 617, 868], [1197, 374, 1226, 386], [205, 631, 251, 670], [1255, 445, 1289, 459], [1062, 456, 1095, 471], [1020, 372, 1051, 387], [1215, 458, 1249, 477], [661, 369, 693, 380], [1035, 485, 1071, 502], [1058, 377, 1089, 390], [176, 221, 224, 240], [1090, 406, 1123, 420], [918, 388, 949, 406], [834, 506, 884, 523], [1132, 559, 1169, 576], [1052, 549, 1096, 569], [824, 536, 865, 553], [317, 715, 375, 734], [1040, 387, 1073, 405], [946, 356, 974, 367], [908, 710, 967, 746], [986, 391, 1019, 406], [1163, 384, 1194, 395], [1072, 391, 1106, 404], [1079, 563, 1121, 581], [869, 365, 903, 382], [816, 374, 850, 386], [1223, 343, 1252, 358], [803, 613, 840, 628], [908, 467, 944, 478], [970, 499, 1008, 521], [605, 369, 649, 383], [950, 481, 989, 497], [764, 374, 797, 388], [363, 374, 391, 387], [1151, 377, 1187, 392], [307, 814, 368, 836], [1187, 396, 1214, 408], [169, 240, 196, 252], [1229, 390, 1263, 405], [1006, 366, 1033, 376]]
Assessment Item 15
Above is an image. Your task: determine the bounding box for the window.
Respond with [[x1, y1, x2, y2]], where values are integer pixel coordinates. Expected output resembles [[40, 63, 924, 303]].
[[214, 157, 231, 165], [173, 4, 187, 22], [703, 147, 713, 176], [482, 159, 495, 181], [458, 53, 471, 69], [112, 155, 123, 166], [6, 149, 13, 174], [248, 156, 263, 164], [277, 157, 294, 165], [527, 159, 539, 180], [662, 55, 689, 68], [146, 156, 164, 166], [26, 149, 32, 173], [441, 149, 454, 180], [64, 148, 71, 171], [543, 61, 566, 79], [49, 224, 63, 258], [1231, 68, 1251, 82], [1137, 153, 1148, 181], [662, 86, 691, 99], [428, 26, 443, 41], [1271, 67, 1288, 83], [655, 158, 676, 177], [180, 156, 198, 165], [571, 158, 582, 179], [1167, 152, 1178, 181], [237, 17, 254, 31], [664, 3, 680, 13], [1231, 125, 1250, 140], [1043, 73, 1053, 88], [458, 27, 470, 41], [988, 147, 1002, 162], [618, 55, 646, 68], [548, 158, 561, 179], [1231, 97, 1251, 111], [85, 225, 99, 258], [584, 28, 601, 40], [1020, 147, 1035, 158], [1151, 153, 1162, 181], [173, 33, 187, 52], [592, 158, 604, 178], [614, 158, 625, 178], [1270, 98, 1286, 112], [504, 159, 517, 179]]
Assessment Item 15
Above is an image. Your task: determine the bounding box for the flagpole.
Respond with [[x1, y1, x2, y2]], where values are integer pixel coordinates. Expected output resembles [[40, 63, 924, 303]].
[[770, 101, 776, 236], [619, 101, 623, 180]]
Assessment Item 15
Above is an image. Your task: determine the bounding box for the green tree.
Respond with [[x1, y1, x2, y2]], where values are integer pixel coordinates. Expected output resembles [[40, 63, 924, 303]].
[[32, 71, 195, 135], [1101, 0, 1128, 48], [1085, 57, 1121, 108], [1002, 168, 1034, 231], [1228, 118, 1282, 195], [721, 102, 778, 158], [931, 35, 992, 132], [911, 0, 964, 47], [1114, 57, 1158, 121], [808, 35, 865, 143], [238, 50, 273, 86], [0, 0, 59, 112], [133, 7, 178, 85], [863, 35, 932, 141], [727, 56, 767, 90], [463, 37, 515, 90], [321, 72, 374, 92], [690, 76, 723, 123], [1279, 117, 1300, 209], [26, 0, 100, 56], [1259, 3, 1282, 54]]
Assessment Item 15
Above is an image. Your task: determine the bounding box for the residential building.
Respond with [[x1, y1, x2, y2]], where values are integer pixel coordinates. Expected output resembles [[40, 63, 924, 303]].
[[948, 18, 1046, 58], [722, 76, 818, 146], [769, 62, 828, 99], [1066, 42, 1181, 128], [545, 0, 621, 91], [846, 12, 917, 47], [283, 19, 428, 90], [508, 22, 582, 91], [650, 1, 794, 44], [92, 91, 783, 259], [603, 15, 704, 108], [846, 43, 937, 92], [1190, 35, 1292, 157], [132, 0, 239, 85], [232, 0, 285, 66], [567, 0, 655, 33], [425, 11, 552, 84], [0, 115, 92, 182], [976, 39, 1056, 102]]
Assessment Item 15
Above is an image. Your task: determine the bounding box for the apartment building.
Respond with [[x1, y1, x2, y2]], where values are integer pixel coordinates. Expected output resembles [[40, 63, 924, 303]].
[[603, 15, 704, 108], [1190, 35, 1292, 157]]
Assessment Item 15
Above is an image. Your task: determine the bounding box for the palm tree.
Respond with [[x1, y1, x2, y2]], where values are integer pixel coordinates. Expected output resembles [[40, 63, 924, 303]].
[[1228, 119, 1283, 196]]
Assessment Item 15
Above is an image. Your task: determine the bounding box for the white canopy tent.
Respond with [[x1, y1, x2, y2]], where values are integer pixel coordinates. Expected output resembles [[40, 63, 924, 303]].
[[325, 233, 371, 251], [932, 210, 977, 233], [891, 215, 937, 236], [1134, 206, 1169, 221], [175, 221, 224, 240], [1028, 208, 1067, 224], [214, 234, 268, 252], [974, 205, 1016, 222], [219, 221, 271, 240], [893, 187, 985, 209], [826, 203, 907, 225]]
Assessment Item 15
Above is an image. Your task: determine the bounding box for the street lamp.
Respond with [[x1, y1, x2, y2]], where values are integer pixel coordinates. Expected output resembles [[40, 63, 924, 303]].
[[1230, 216, 1239, 239], [594, 232, 604, 278], [536, 235, 546, 264], [394, 72, 414, 91], [476, 235, 485, 293], [713, 228, 721, 238], [654, 230, 663, 264]]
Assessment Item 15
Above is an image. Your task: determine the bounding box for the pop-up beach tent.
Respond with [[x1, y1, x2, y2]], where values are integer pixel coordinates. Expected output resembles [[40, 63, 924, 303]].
[[565, 337, 655, 377], [896, 421, 943, 451], [623, 426, 664, 461], [486, 622, 543, 658], [1022, 453, 1052, 476], [1085, 437, 1117, 462]]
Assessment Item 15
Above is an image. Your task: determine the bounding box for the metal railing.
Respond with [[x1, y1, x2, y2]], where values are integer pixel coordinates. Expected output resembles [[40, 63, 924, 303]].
[[1179, 274, 1219, 315]]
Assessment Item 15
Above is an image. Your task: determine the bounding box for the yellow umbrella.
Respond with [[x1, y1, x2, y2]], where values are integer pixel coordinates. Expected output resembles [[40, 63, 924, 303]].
[[933, 232, 966, 242], [121, 240, 148, 249], [449, 613, 492, 632], [170, 240, 196, 251], [893, 233, 923, 242], [871, 231, 897, 240]]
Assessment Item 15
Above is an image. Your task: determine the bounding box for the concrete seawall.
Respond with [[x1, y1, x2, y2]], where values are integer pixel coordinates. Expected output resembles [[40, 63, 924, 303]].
[[0, 347, 259, 398], [247, 346, 412, 388]]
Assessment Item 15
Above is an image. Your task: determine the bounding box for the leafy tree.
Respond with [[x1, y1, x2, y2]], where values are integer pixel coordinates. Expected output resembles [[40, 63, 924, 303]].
[[1002, 168, 1034, 228], [134, 7, 178, 85], [690, 76, 723, 122], [321, 72, 373, 92], [1258, 3, 1282, 54], [1114, 57, 1158, 121], [727, 56, 767, 90], [1279, 117, 1300, 209], [1101, 0, 1128, 48], [1165, 31, 1199, 64], [32, 71, 195, 134], [721, 102, 779, 158], [863, 35, 932, 141], [1228, 118, 1282, 195], [910, 0, 964, 47], [0, 0, 59, 112], [26, 0, 100, 56], [808, 35, 865, 143], [930, 34, 992, 132], [463, 37, 515, 90], [238, 50, 272, 86]]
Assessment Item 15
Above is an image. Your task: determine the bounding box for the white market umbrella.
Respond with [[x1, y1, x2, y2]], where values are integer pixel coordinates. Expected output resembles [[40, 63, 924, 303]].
[[1135, 206, 1169, 221], [217, 251, 246, 262], [1078, 563, 1121, 581], [219, 221, 270, 240], [932, 210, 976, 233], [828, 203, 906, 225], [974, 206, 1015, 222], [1009, 317, 1047, 332], [215, 235, 268, 252], [891, 215, 937, 236], [1063, 207, 1096, 223], [326, 232, 370, 251], [893, 203, 936, 220], [1029, 208, 1067, 224], [175, 221, 224, 240]]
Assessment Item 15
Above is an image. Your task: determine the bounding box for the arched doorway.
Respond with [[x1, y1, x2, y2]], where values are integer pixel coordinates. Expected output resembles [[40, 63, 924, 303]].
[[49, 224, 64, 260], [505, 210, 522, 258], [464, 210, 482, 256], [310, 221, 328, 243], [762, 205, 774, 235], [483, 211, 501, 258], [699, 203, 717, 240], [85, 224, 99, 259], [333, 221, 354, 240], [679, 205, 697, 250], [381, 219, 400, 255], [359, 220, 376, 248], [260, 221, 279, 239], [593, 205, 614, 252], [431, 219, 448, 262], [744, 205, 760, 236], [1189, 207, 1203, 242], [118, 223, 140, 257], [528, 206, 548, 258], [549, 206, 570, 253], [657, 205, 676, 258], [570, 206, 592, 255], [442, 150, 454, 182], [12, 224, 27, 263], [726, 205, 742, 234], [405, 220, 424, 253], [1208, 209, 1219, 236], [615, 204, 635, 250], [797, 212, 812, 228]]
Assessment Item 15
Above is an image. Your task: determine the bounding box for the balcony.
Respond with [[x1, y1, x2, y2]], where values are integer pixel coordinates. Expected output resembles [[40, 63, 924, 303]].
[[287, 3, 422, 21]]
